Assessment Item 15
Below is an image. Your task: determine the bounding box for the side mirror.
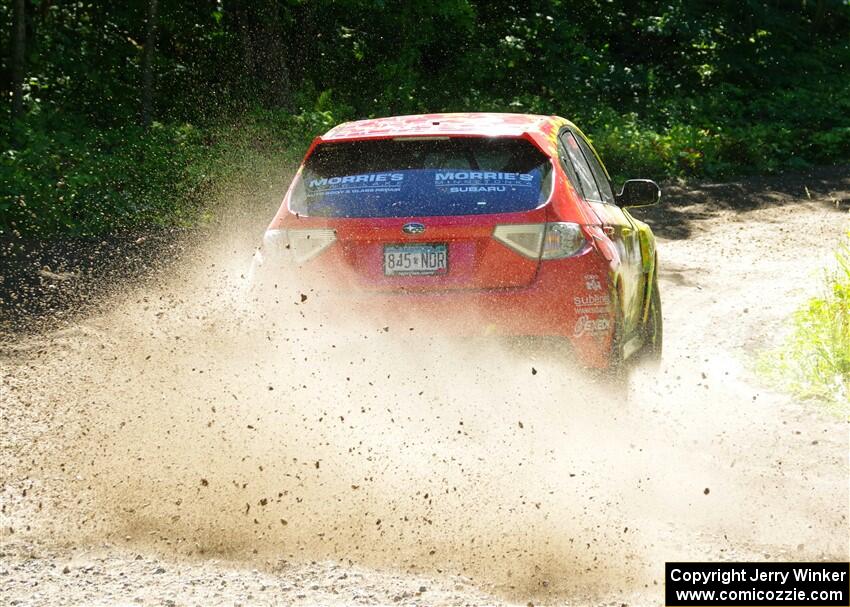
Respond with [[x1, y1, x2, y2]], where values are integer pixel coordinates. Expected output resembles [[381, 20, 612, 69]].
[[616, 179, 661, 208]]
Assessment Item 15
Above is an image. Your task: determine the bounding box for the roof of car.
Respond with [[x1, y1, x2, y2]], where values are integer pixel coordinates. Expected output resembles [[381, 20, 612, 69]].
[[321, 112, 567, 141]]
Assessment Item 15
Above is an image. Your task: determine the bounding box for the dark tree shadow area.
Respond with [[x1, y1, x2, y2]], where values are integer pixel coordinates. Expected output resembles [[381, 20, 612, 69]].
[[630, 165, 850, 240], [0, 229, 196, 337]]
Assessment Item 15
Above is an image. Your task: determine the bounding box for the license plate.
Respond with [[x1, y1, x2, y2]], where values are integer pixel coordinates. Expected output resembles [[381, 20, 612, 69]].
[[384, 244, 448, 276]]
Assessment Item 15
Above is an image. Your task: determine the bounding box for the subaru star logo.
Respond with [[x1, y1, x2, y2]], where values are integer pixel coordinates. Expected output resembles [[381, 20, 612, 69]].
[[402, 222, 425, 234]]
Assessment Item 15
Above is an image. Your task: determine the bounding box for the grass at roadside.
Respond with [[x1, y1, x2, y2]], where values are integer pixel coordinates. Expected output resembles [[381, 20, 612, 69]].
[[758, 223, 850, 415]]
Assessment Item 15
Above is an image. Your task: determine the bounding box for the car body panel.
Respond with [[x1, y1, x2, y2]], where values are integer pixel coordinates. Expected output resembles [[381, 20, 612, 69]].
[[286, 209, 548, 290]]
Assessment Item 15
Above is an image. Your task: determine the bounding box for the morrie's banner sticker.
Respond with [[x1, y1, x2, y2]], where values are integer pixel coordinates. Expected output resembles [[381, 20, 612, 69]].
[[298, 167, 549, 218], [665, 562, 849, 606]]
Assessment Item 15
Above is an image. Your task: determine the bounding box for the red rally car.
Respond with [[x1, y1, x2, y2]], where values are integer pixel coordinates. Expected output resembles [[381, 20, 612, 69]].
[[255, 113, 662, 373]]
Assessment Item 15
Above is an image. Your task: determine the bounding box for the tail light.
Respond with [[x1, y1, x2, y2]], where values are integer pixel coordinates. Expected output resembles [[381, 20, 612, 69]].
[[541, 222, 586, 259], [493, 222, 585, 260], [262, 228, 336, 264]]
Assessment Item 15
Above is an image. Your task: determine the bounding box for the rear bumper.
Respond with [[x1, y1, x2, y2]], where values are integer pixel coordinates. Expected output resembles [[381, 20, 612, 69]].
[[333, 247, 617, 368]]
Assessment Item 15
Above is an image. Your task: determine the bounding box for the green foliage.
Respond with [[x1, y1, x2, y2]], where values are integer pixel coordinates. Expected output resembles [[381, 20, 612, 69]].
[[2, 0, 850, 236], [1, 117, 207, 236], [0, 105, 346, 237], [759, 225, 850, 415]]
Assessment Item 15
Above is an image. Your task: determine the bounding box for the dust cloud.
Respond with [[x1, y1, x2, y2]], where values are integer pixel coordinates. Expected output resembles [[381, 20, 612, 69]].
[[3, 188, 848, 604]]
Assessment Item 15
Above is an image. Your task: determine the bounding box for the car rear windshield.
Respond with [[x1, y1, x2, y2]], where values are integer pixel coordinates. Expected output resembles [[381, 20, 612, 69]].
[[289, 137, 553, 218]]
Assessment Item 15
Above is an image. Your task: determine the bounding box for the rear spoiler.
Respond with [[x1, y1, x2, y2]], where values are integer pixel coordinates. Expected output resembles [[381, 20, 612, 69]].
[[301, 130, 552, 163]]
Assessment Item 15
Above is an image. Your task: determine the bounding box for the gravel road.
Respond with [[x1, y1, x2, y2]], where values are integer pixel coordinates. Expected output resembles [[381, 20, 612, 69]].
[[2, 168, 848, 606]]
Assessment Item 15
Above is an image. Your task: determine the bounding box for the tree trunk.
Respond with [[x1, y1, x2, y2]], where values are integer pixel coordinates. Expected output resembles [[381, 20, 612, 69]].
[[259, 13, 291, 109], [227, 0, 291, 109], [11, 0, 26, 121], [141, 0, 159, 127]]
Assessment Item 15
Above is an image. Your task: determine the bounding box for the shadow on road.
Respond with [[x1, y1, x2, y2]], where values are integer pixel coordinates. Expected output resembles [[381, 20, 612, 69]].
[[631, 164, 850, 240]]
